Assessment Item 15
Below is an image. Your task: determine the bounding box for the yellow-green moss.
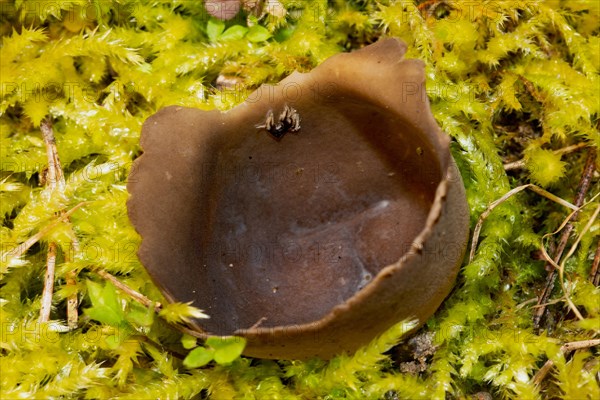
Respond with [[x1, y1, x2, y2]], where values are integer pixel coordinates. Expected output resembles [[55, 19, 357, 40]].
[[1, 0, 598, 398]]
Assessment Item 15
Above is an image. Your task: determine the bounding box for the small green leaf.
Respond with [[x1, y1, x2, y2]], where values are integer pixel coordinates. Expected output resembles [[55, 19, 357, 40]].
[[181, 334, 197, 350], [219, 25, 248, 41], [127, 302, 154, 327], [84, 280, 126, 326], [183, 346, 215, 368], [207, 18, 225, 42], [206, 336, 247, 364], [247, 25, 272, 42]]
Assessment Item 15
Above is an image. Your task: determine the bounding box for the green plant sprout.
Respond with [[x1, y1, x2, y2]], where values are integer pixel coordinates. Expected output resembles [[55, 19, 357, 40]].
[[1, 0, 598, 398], [183, 336, 248, 369]]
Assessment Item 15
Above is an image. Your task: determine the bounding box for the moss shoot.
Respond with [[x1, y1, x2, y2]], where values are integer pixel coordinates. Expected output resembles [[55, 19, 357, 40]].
[[1, 1, 598, 398]]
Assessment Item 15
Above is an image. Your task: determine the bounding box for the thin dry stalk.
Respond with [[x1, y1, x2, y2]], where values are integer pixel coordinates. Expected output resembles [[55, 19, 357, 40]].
[[64, 238, 81, 330], [39, 118, 66, 323], [537, 198, 599, 323], [39, 242, 58, 322], [533, 339, 600, 385], [533, 148, 597, 332], [590, 240, 600, 286], [96, 269, 162, 313], [175, 324, 207, 339], [65, 271, 79, 329], [469, 184, 577, 263], [560, 201, 600, 263], [40, 118, 65, 193], [39, 118, 82, 327], [0, 202, 88, 261], [539, 237, 583, 320], [94, 273, 209, 339]]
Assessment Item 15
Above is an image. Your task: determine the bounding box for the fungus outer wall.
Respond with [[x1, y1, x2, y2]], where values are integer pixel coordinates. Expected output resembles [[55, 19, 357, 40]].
[[127, 38, 469, 359]]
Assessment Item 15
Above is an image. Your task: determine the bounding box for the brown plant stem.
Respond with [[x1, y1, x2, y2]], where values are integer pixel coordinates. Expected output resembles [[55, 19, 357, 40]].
[[94, 269, 210, 361], [65, 271, 79, 329], [65, 238, 81, 330], [39, 117, 82, 328], [96, 269, 162, 313], [469, 184, 577, 263], [537, 202, 600, 322], [0, 202, 88, 262], [590, 240, 600, 286], [39, 118, 66, 323], [533, 339, 600, 386], [39, 242, 58, 322], [40, 118, 65, 192], [533, 148, 597, 333]]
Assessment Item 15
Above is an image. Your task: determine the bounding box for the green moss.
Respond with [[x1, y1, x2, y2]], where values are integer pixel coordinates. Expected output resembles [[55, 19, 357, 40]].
[[1, 0, 598, 398], [525, 148, 566, 187]]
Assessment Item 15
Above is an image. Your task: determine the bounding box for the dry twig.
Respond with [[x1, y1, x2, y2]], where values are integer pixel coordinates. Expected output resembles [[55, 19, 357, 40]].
[[39, 118, 66, 323], [469, 184, 577, 263], [39, 118, 83, 328], [0, 202, 88, 262], [93, 270, 222, 350], [533, 148, 597, 332], [590, 240, 600, 286], [533, 339, 600, 386], [93, 269, 213, 355], [40, 118, 65, 193], [64, 238, 82, 329], [39, 242, 58, 322], [96, 269, 162, 313], [538, 201, 600, 322]]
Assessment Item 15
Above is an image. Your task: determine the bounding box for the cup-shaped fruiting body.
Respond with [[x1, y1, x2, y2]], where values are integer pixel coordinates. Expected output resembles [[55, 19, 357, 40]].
[[127, 38, 469, 360]]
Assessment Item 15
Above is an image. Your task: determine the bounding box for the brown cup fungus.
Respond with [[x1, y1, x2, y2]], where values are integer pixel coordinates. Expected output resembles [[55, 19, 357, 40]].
[[127, 38, 470, 360]]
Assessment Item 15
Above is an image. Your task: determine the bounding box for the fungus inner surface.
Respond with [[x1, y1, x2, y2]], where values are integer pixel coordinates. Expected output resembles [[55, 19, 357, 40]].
[[187, 100, 442, 334]]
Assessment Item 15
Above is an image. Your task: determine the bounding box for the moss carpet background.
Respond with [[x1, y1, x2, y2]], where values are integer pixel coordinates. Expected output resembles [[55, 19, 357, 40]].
[[0, 0, 598, 398]]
